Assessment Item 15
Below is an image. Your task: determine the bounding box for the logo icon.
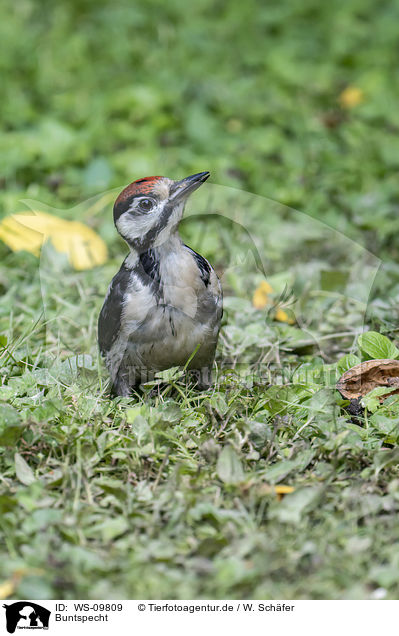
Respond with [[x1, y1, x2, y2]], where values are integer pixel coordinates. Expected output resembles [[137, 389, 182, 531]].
[[2, 602, 51, 634]]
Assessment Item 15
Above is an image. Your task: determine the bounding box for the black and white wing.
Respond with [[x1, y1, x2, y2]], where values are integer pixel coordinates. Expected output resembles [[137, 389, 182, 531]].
[[98, 263, 131, 356]]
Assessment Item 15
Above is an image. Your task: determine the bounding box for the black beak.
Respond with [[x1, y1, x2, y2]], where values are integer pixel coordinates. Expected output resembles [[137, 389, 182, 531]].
[[170, 171, 210, 201]]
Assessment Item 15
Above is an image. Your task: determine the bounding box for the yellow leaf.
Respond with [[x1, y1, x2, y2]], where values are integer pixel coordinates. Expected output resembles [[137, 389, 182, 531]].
[[252, 280, 274, 309], [0, 579, 15, 600], [275, 308, 295, 324], [275, 485, 295, 501], [254, 484, 295, 499], [0, 216, 42, 255], [275, 485, 295, 495], [339, 86, 364, 109], [0, 211, 108, 271]]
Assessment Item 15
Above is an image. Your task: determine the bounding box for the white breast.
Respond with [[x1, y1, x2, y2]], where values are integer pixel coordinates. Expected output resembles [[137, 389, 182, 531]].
[[114, 244, 221, 374], [159, 249, 203, 318]]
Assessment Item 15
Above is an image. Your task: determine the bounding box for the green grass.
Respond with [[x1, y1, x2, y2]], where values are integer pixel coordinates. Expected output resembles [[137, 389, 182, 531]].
[[2, 0, 399, 600]]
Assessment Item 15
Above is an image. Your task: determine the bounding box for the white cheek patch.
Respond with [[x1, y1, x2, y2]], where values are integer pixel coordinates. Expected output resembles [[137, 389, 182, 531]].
[[116, 207, 162, 242]]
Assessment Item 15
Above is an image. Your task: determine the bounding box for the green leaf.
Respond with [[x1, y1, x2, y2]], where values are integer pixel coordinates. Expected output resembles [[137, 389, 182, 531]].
[[0, 404, 24, 445], [89, 518, 129, 542], [307, 388, 336, 417], [126, 407, 142, 424], [370, 564, 399, 588], [263, 450, 314, 483], [15, 453, 36, 485], [373, 448, 399, 477], [216, 446, 245, 484], [320, 269, 349, 292], [369, 414, 398, 435], [17, 576, 53, 600], [337, 354, 361, 374], [157, 402, 182, 423], [358, 332, 399, 360], [262, 385, 311, 416], [154, 367, 182, 382], [83, 157, 113, 191], [0, 495, 17, 514], [361, 387, 394, 413]]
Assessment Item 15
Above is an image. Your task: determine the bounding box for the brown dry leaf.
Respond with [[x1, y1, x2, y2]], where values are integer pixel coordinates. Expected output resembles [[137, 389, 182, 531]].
[[337, 359, 399, 402], [339, 86, 364, 109], [0, 211, 108, 271]]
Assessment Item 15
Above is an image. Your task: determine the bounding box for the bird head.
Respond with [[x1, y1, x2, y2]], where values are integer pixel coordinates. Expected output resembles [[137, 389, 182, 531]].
[[113, 171, 210, 252]]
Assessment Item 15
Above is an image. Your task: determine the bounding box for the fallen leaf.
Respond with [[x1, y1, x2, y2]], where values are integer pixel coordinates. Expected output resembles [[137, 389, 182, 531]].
[[275, 484, 295, 501], [275, 485, 295, 494], [337, 359, 399, 404], [339, 86, 364, 108], [0, 211, 108, 270], [252, 483, 295, 499]]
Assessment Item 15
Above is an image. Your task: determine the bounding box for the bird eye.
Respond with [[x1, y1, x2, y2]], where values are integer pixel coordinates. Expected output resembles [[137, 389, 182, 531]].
[[138, 198, 154, 212]]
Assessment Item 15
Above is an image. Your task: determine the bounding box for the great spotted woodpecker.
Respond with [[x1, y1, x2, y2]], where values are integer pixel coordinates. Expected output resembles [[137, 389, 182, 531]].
[[98, 172, 222, 396]]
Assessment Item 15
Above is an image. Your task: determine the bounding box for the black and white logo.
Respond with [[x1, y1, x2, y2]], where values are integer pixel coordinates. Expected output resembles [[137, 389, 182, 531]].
[[2, 602, 51, 634]]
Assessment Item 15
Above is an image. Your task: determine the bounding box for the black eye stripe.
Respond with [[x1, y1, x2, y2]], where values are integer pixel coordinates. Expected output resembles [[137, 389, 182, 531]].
[[113, 195, 157, 222]]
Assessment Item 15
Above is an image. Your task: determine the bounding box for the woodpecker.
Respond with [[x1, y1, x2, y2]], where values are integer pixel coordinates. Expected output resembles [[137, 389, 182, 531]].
[[98, 172, 223, 396]]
